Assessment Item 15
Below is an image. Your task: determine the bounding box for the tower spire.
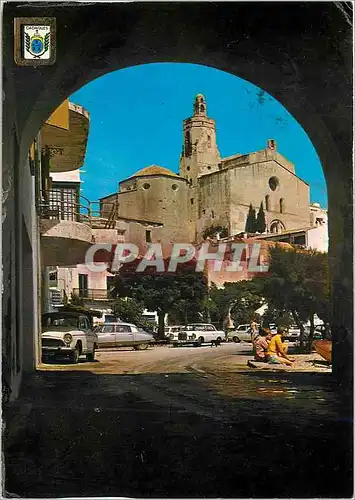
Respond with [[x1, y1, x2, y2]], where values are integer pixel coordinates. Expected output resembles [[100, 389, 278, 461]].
[[194, 93, 207, 116]]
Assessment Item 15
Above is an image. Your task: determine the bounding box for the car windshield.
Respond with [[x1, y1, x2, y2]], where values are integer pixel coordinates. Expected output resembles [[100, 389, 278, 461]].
[[42, 315, 79, 329]]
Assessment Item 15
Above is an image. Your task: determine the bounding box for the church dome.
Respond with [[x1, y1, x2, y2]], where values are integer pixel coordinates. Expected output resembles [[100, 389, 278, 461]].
[[131, 165, 180, 178]]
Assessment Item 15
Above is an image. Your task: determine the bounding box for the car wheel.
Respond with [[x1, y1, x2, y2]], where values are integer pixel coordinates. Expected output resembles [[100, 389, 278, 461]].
[[233, 336, 241, 343], [134, 343, 149, 351], [69, 346, 80, 364], [196, 336, 204, 347], [86, 344, 96, 362]]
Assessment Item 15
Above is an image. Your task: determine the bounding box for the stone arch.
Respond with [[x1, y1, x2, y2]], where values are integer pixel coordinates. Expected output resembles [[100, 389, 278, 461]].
[[269, 219, 286, 234], [2, 2, 352, 383]]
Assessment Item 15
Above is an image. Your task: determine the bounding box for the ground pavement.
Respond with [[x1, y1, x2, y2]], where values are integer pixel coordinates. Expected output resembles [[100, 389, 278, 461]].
[[4, 343, 353, 498]]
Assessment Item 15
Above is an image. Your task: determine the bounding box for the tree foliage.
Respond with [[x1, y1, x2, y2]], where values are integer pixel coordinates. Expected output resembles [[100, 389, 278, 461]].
[[263, 245, 330, 348], [245, 204, 257, 233], [61, 304, 102, 327], [202, 225, 228, 239], [207, 280, 265, 328], [256, 202, 266, 233], [112, 258, 208, 339], [112, 297, 144, 325]]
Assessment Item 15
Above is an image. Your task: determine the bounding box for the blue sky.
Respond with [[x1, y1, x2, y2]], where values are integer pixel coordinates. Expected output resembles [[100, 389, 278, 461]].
[[71, 63, 327, 207]]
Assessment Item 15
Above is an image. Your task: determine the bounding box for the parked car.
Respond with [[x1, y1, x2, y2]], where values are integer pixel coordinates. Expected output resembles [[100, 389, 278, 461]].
[[41, 312, 98, 364], [295, 324, 329, 346], [165, 325, 183, 342], [171, 323, 225, 346], [313, 324, 331, 340], [95, 322, 154, 350], [226, 324, 260, 343], [284, 325, 301, 342]]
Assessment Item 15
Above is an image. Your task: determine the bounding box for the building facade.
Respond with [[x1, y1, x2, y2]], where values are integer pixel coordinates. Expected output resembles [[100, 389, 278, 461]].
[[102, 94, 312, 252]]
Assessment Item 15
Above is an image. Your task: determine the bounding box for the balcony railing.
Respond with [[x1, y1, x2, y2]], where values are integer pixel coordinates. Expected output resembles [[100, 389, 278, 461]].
[[40, 191, 118, 229], [72, 288, 114, 300]]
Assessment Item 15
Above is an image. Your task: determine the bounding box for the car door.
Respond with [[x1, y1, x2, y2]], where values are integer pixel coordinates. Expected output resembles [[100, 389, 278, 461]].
[[84, 317, 97, 351], [115, 324, 134, 347], [205, 325, 216, 341], [237, 325, 250, 341], [78, 316, 91, 353], [96, 324, 116, 348]]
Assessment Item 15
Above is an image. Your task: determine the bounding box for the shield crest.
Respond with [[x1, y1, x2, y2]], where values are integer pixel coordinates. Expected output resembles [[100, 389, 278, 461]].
[[23, 26, 51, 60]]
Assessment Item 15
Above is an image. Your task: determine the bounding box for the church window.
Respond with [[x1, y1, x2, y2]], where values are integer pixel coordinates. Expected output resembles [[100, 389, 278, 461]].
[[202, 209, 206, 215], [185, 131, 192, 156], [207, 166, 211, 170], [187, 166, 190, 171], [145, 230, 152, 243], [279, 198, 284, 213], [207, 135, 211, 147], [200, 104, 205, 113], [142, 183, 150, 190], [265, 195, 270, 211], [190, 198, 194, 205], [172, 184, 178, 191], [269, 176, 279, 191]]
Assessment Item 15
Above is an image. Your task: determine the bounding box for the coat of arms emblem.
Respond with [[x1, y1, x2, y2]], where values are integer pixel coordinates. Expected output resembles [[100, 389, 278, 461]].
[[14, 17, 56, 66], [24, 26, 51, 60]]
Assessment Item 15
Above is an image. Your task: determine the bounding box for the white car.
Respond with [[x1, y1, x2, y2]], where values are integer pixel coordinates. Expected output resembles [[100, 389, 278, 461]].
[[42, 312, 98, 363], [95, 322, 154, 350], [171, 323, 225, 346], [226, 324, 260, 343], [166, 325, 183, 342]]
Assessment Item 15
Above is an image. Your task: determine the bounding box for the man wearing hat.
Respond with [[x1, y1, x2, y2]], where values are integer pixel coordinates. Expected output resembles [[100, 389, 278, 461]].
[[267, 326, 295, 366]]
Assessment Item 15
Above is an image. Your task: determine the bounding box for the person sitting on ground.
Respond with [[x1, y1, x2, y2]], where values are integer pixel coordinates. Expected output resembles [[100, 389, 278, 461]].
[[254, 328, 272, 362], [267, 326, 295, 366]]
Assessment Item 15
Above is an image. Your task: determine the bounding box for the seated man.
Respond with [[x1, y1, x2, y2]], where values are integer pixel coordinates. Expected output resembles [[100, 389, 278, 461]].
[[254, 329, 272, 362], [267, 326, 295, 366]]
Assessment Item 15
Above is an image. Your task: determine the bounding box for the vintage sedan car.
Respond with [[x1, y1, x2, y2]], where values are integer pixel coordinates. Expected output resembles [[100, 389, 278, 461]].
[[226, 324, 261, 343], [95, 322, 154, 350], [171, 323, 225, 346], [166, 325, 183, 342], [41, 312, 98, 363]]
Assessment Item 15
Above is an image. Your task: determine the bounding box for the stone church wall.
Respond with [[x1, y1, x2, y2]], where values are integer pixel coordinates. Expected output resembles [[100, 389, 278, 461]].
[[228, 159, 310, 234]]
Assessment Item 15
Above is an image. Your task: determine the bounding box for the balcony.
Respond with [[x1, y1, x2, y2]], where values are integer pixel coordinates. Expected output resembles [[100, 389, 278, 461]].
[[41, 101, 90, 173], [72, 288, 114, 301], [40, 192, 119, 266]]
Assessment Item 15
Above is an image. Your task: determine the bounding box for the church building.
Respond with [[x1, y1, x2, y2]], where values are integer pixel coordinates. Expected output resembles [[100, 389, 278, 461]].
[[100, 94, 311, 253]]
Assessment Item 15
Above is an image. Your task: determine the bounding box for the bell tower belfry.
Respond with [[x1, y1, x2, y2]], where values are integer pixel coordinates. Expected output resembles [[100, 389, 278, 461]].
[[180, 94, 220, 185]]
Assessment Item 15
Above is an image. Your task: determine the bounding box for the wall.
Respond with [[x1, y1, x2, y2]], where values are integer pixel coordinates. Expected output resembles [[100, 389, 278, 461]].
[[117, 175, 190, 251], [197, 169, 231, 238], [228, 156, 310, 234], [306, 225, 329, 253]]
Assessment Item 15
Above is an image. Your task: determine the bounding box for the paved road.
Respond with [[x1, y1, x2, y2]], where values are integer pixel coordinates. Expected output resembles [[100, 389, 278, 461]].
[[4, 343, 352, 498], [39, 341, 253, 375]]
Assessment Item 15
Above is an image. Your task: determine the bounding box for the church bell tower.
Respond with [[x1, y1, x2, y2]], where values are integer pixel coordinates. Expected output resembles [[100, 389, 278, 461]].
[[180, 94, 220, 185]]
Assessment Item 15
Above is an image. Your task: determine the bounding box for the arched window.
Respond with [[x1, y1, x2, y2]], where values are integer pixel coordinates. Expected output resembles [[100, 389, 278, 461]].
[[279, 198, 284, 213], [184, 131, 192, 156], [265, 195, 270, 211]]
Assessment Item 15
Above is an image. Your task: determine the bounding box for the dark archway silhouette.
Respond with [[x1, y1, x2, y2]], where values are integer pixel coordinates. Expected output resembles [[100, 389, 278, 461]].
[[2, 2, 352, 384]]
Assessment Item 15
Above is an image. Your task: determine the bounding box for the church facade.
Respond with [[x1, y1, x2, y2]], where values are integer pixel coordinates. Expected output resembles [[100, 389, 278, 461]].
[[100, 94, 311, 253]]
